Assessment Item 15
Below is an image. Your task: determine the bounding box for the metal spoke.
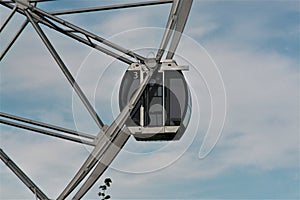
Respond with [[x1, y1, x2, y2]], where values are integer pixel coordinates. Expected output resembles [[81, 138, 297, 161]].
[[36, 15, 134, 65], [0, 20, 28, 61], [0, 0, 193, 198], [0, 118, 95, 146], [156, 0, 193, 61], [0, 149, 50, 200], [24, 10, 105, 129], [166, 0, 193, 59], [73, 65, 160, 198], [0, 5, 16, 32], [29, 0, 57, 2], [0, 112, 96, 140], [0, 1, 13, 3], [51, 0, 173, 15], [73, 128, 130, 199], [59, 62, 160, 199], [13, 0, 146, 62], [156, 0, 180, 61], [1, 2, 136, 64]]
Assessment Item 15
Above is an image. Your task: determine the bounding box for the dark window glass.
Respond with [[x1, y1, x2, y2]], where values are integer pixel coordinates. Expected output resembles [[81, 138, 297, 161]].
[[165, 71, 186, 126], [144, 73, 163, 126]]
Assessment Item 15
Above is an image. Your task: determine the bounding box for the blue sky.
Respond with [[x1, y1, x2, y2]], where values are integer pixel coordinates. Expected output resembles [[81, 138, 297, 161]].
[[0, 0, 299, 199]]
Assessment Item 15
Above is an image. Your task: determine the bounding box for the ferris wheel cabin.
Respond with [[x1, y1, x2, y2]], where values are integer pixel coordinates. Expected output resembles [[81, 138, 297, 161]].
[[119, 60, 191, 141]]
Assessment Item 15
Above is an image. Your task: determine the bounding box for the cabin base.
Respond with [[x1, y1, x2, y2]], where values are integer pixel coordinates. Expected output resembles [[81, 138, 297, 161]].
[[128, 126, 185, 141]]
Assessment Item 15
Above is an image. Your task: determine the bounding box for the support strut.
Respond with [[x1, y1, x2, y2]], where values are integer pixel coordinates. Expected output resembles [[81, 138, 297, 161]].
[[51, 0, 173, 15], [0, 149, 50, 200], [0, 5, 16, 32], [0, 20, 28, 61], [24, 10, 104, 130]]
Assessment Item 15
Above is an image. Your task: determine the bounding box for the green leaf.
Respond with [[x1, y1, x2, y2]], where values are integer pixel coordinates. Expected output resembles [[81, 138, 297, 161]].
[[98, 192, 104, 197], [99, 185, 107, 190], [104, 178, 112, 187]]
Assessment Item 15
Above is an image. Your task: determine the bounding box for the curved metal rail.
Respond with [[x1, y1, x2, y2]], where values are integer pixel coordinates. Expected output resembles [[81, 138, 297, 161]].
[[0, 0, 193, 199]]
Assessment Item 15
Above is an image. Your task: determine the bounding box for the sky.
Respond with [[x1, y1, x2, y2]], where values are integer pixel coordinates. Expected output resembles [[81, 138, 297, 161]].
[[0, 0, 299, 199]]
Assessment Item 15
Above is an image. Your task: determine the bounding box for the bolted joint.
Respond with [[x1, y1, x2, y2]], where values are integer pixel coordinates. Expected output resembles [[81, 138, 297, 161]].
[[144, 58, 157, 69], [15, 0, 30, 9]]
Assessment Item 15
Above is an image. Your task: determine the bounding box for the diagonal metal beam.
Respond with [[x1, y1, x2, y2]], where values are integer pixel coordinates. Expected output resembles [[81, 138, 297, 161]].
[[1, 2, 135, 65], [73, 128, 130, 199], [0, 20, 28, 61], [36, 15, 134, 65], [0, 118, 95, 146], [57, 128, 130, 200], [0, 149, 50, 200], [0, 112, 96, 140], [29, 0, 57, 2], [156, 0, 180, 61], [166, 0, 193, 59], [156, 0, 193, 61], [72, 63, 161, 199], [51, 0, 173, 15], [0, 5, 16, 32], [0, 1, 13, 3], [24, 10, 105, 129], [14, 0, 146, 63], [58, 61, 160, 199]]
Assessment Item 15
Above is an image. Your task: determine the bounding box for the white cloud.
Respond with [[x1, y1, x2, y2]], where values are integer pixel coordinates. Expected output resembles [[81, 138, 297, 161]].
[[0, 1, 299, 199], [82, 40, 298, 198], [0, 128, 91, 198]]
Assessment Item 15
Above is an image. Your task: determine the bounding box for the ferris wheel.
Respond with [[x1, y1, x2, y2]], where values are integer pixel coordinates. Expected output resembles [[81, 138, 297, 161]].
[[0, 0, 193, 199]]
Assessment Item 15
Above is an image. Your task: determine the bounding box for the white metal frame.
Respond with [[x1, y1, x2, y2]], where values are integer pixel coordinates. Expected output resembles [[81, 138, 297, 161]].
[[0, 0, 193, 199]]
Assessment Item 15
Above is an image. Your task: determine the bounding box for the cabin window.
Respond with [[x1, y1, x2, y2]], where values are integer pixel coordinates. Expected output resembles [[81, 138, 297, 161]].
[[144, 73, 163, 126]]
